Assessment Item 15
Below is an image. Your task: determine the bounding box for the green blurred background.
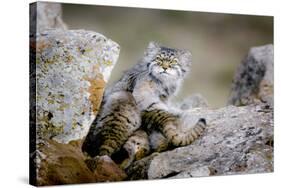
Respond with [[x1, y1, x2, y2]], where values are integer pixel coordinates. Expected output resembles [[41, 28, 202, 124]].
[[62, 4, 273, 108]]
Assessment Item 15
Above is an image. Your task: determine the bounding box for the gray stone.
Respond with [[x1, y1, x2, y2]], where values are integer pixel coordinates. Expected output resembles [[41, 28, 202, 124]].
[[30, 2, 67, 33], [228, 44, 273, 106], [168, 166, 211, 179], [35, 29, 120, 143], [127, 104, 273, 179]]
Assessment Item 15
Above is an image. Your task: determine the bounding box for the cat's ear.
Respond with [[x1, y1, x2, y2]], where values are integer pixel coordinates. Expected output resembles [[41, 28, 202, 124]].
[[178, 49, 192, 66], [147, 41, 160, 50], [143, 41, 160, 60], [179, 49, 192, 59]]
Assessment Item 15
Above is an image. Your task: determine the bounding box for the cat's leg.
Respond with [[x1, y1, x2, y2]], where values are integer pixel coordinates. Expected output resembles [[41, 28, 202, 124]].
[[133, 82, 207, 148]]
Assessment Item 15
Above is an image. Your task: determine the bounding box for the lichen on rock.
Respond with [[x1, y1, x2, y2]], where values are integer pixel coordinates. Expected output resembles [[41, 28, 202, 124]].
[[35, 29, 120, 143]]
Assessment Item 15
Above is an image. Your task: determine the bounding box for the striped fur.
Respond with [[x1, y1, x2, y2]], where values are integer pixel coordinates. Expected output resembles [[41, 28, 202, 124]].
[[142, 109, 206, 149], [82, 91, 141, 157], [82, 41, 206, 166]]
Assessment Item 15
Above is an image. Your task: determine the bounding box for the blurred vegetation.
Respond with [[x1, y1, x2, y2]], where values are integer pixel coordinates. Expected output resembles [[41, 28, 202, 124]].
[[62, 4, 273, 107]]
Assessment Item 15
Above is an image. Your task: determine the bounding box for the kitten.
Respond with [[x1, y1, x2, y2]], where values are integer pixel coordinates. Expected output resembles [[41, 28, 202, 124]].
[[118, 130, 150, 169]]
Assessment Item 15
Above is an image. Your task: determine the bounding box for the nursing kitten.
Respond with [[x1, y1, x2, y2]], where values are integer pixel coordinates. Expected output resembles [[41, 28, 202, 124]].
[[119, 130, 150, 169], [82, 41, 207, 166]]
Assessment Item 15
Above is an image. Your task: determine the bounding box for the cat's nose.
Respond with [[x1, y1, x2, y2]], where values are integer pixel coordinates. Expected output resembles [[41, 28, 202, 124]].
[[162, 62, 169, 70]]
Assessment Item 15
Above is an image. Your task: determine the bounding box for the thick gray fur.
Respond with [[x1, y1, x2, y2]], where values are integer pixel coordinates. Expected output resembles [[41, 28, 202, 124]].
[[82, 41, 206, 165]]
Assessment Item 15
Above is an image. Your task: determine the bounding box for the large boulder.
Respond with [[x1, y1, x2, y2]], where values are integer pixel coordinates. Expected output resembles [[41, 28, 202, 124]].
[[31, 29, 120, 186], [35, 29, 120, 143], [228, 44, 273, 106], [126, 104, 273, 179]]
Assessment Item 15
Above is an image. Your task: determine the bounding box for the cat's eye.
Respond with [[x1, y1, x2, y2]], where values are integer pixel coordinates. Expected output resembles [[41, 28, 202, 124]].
[[171, 59, 178, 65], [157, 61, 162, 65], [156, 56, 161, 61], [155, 57, 162, 65]]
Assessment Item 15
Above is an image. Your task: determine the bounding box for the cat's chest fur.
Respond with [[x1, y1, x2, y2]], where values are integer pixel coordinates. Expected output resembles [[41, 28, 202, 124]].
[[158, 82, 178, 101], [132, 77, 179, 111]]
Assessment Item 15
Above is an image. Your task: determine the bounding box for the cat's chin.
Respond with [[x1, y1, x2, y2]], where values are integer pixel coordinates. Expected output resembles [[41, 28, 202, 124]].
[[159, 73, 179, 82], [160, 71, 169, 75]]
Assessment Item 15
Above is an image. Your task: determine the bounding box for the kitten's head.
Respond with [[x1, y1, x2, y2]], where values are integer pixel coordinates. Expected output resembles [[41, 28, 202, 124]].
[[144, 41, 192, 82]]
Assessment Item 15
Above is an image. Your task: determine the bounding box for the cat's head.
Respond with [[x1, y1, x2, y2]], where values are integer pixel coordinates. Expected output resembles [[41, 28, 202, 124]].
[[143, 41, 192, 81]]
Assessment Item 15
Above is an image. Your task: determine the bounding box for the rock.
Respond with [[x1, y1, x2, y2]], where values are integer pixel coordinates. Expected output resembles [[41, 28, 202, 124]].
[[35, 29, 120, 143], [37, 140, 126, 186], [228, 44, 273, 106], [168, 166, 211, 179], [126, 153, 160, 180], [127, 104, 273, 179], [30, 2, 67, 33], [85, 156, 127, 181], [180, 93, 209, 110]]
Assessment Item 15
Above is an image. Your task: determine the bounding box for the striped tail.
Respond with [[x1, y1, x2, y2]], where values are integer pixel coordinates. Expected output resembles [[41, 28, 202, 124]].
[[142, 109, 207, 147], [162, 118, 207, 146]]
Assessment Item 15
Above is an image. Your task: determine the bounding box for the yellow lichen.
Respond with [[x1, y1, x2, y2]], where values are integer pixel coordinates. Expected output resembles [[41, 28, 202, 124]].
[[102, 60, 113, 66], [86, 73, 106, 115]]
